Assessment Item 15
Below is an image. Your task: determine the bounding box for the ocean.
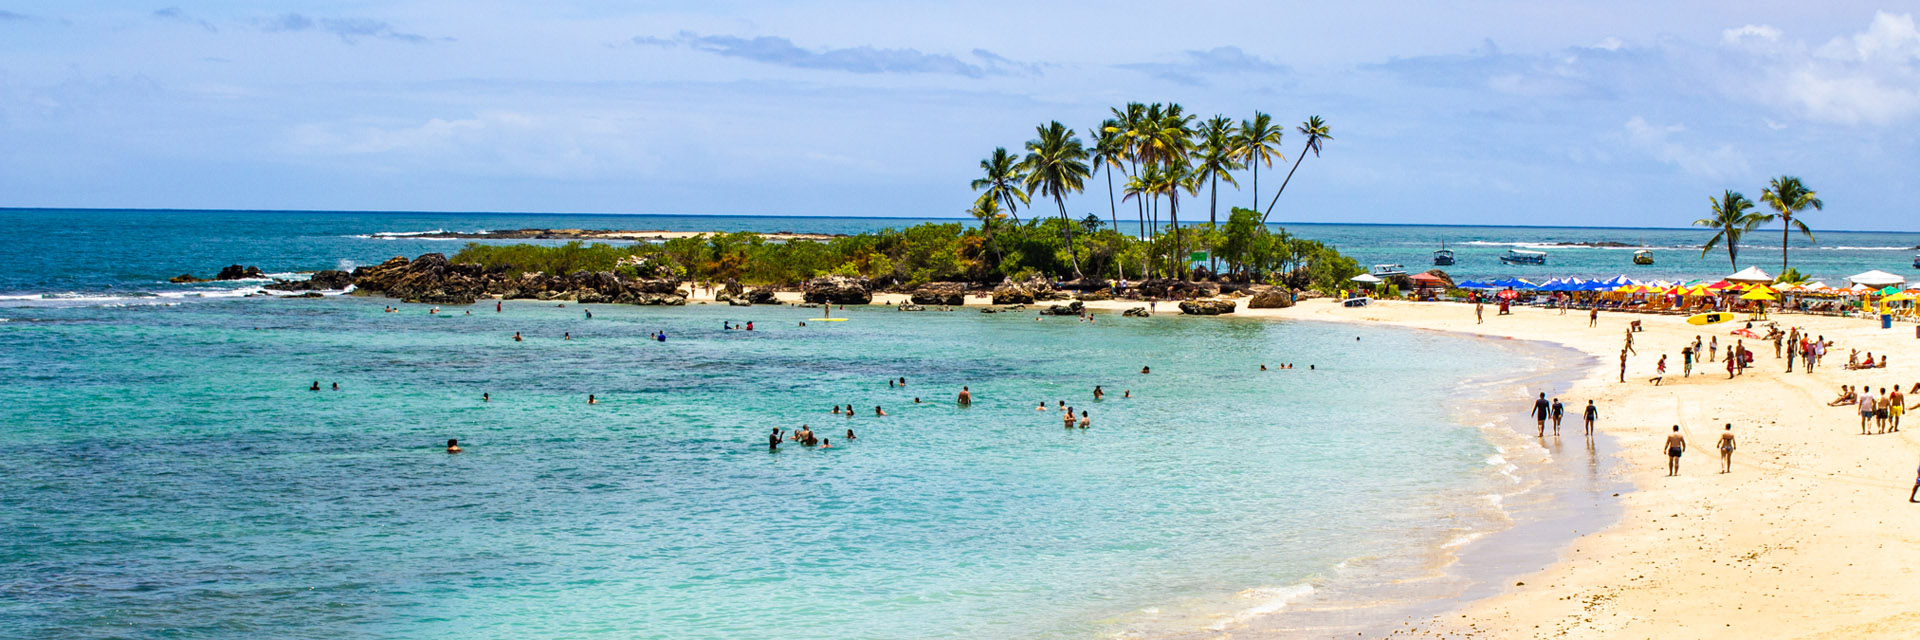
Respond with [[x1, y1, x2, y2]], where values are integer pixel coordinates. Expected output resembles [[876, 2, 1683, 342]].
[[0, 207, 1859, 638]]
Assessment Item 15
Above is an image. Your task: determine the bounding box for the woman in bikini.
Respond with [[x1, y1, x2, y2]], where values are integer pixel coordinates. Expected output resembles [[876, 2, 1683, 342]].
[[1717, 425, 1736, 474]]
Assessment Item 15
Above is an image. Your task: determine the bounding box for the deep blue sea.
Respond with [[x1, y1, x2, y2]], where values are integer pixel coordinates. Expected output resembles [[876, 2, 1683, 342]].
[[0, 208, 1874, 638]]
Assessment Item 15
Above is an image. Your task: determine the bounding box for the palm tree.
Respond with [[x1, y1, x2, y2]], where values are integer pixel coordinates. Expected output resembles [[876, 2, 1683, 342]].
[[1756, 176, 1823, 272], [1695, 190, 1762, 271], [1090, 121, 1128, 281], [1121, 169, 1154, 278], [970, 147, 1028, 224], [1262, 115, 1332, 223], [1020, 121, 1093, 280], [1193, 115, 1241, 274], [1107, 103, 1149, 241], [1157, 161, 1199, 280], [968, 195, 1007, 269], [1234, 111, 1284, 210]]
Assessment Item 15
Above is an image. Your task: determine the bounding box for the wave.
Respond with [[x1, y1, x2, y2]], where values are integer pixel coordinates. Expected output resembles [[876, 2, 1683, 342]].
[[349, 229, 488, 240], [1206, 583, 1317, 631]]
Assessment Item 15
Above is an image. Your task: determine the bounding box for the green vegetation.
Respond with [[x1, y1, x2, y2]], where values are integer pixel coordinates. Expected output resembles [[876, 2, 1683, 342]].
[[1697, 176, 1824, 273], [454, 101, 1361, 293], [450, 209, 1360, 292], [1696, 190, 1762, 271], [1756, 176, 1822, 272]]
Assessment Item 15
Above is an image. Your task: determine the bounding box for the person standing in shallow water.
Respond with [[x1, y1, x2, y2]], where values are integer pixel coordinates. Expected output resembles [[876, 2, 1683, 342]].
[[1665, 426, 1687, 476], [1583, 400, 1598, 437], [1530, 393, 1550, 437], [1550, 398, 1565, 435], [446, 439, 462, 454], [957, 386, 971, 406]]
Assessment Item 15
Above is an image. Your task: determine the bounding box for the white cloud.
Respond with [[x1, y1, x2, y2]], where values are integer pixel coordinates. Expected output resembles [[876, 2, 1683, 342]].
[[1722, 24, 1782, 45], [288, 111, 660, 179], [1723, 12, 1920, 125], [1619, 116, 1749, 179]]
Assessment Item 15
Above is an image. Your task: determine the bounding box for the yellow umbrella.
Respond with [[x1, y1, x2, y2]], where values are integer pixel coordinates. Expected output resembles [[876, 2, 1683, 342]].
[[1740, 289, 1777, 301], [1884, 292, 1915, 303]]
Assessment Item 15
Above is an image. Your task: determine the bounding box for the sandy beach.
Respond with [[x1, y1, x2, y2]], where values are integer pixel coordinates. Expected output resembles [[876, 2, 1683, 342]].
[[709, 287, 1920, 637]]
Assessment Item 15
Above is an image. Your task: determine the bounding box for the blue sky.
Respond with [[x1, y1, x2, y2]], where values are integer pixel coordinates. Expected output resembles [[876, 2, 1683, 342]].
[[1, 2, 1916, 230]]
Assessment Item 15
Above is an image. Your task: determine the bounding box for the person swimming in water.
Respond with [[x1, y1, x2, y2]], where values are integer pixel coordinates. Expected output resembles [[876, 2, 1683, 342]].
[[584, 308, 592, 319], [1260, 364, 1267, 371], [1063, 409, 1076, 429], [331, 382, 338, 390], [846, 429, 856, 440], [1123, 390, 1131, 398], [958, 386, 972, 406], [1078, 410, 1089, 429], [1093, 385, 1104, 400], [513, 332, 523, 342], [310, 381, 320, 391], [874, 406, 886, 416], [564, 332, 571, 340], [482, 392, 490, 403], [1140, 366, 1150, 374], [1037, 402, 1048, 411], [913, 397, 920, 403], [446, 439, 461, 454], [820, 438, 833, 449], [832, 405, 841, 415], [587, 394, 597, 405]]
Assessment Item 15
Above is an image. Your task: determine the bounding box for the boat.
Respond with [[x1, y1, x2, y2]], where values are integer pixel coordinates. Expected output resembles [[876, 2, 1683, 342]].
[[1913, 253, 1919, 269], [1633, 249, 1654, 265], [1499, 249, 1547, 265], [1432, 242, 1455, 266], [1370, 264, 1408, 278]]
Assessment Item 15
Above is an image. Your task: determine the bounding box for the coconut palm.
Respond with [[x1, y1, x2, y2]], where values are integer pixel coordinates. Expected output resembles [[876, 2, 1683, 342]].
[[1121, 169, 1156, 278], [970, 147, 1028, 224], [1193, 115, 1241, 273], [1090, 121, 1128, 281], [1756, 176, 1822, 272], [1107, 103, 1149, 240], [1020, 121, 1093, 279], [1157, 161, 1199, 280], [1262, 115, 1332, 223], [1695, 190, 1762, 271], [1234, 111, 1284, 210], [968, 195, 1007, 268]]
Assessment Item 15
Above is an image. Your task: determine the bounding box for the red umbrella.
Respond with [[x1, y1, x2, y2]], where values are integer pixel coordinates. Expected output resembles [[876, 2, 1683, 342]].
[[1496, 289, 1519, 300]]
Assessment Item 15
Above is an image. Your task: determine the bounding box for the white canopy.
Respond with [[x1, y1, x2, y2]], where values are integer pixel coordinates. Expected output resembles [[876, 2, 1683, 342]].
[[1350, 273, 1384, 284], [1847, 270, 1906, 288], [1724, 266, 1773, 283], [1803, 281, 1830, 290]]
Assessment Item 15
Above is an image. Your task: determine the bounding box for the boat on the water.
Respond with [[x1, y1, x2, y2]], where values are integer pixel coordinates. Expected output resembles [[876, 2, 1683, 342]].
[[1913, 253, 1919, 269], [1633, 249, 1654, 265], [1371, 264, 1408, 278], [1499, 249, 1547, 265], [1433, 242, 1455, 266]]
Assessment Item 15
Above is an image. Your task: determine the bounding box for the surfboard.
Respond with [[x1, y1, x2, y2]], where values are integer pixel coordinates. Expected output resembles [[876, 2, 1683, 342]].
[[1686, 312, 1733, 325], [808, 318, 848, 322]]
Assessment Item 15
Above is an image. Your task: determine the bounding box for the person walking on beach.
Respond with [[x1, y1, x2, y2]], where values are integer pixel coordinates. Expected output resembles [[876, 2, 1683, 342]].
[[1786, 338, 1797, 373], [1708, 336, 1717, 361], [1717, 424, 1736, 473], [1619, 349, 1629, 383], [1665, 426, 1687, 476], [1681, 345, 1694, 378], [1531, 393, 1550, 437], [1589, 307, 1598, 327], [1860, 391, 1877, 434], [1910, 459, 1920, 503], [1624, 327, 1636, 355], [1583, 400, 1598, 437], [1726, 349, 1736, 379], [1877, 388, 1892, 434], [1475, 301, 1484, 324], [1651, 355, 1667, 386], [1889, 387, 1904, 432], [1551, 398, 1565, 435]]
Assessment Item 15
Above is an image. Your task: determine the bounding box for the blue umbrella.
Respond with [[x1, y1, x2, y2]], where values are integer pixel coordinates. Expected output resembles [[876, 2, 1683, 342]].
[[1491, 277, 1538, 290]]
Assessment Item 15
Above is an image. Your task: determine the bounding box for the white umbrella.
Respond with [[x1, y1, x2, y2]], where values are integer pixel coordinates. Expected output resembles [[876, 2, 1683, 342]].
[[1847, 270, 1905, 288], [1725, 266, 1773, 283], [1350, 273, 1384, 284]]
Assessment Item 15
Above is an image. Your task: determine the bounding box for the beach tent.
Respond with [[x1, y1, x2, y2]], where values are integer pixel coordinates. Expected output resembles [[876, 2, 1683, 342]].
[[1802, 281, 1829, 291], [1350, 273, 1383, 284], [1407, 272, 1447, 285], [1725, 267, 1773, 284], [1848, 270, 1905, 288]]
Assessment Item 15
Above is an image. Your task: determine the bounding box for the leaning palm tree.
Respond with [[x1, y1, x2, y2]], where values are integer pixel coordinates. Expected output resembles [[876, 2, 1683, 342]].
[[970, 147, 1028, 224], [1233, 111, 1284, 210], [968, 195, 1007, 269], [1090, 121, 1128, 281], [1193, 115, 1241, 274], [1020, 121, 1093, 279], [1695, 190, 1762, 271], [1107, 103, 1149, 239], [1756, 176, 1823, 272], [1262, 115, 1332, 223]]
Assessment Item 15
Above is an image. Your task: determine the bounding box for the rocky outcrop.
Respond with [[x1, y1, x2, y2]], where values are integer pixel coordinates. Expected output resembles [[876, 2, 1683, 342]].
[[1136, 278, 1217, 300], [1247, 288, 1294, 309], [744, 288, 777, 304], [349, 254, 488, 305], [215, 265, 265, 280], [992, 276, 1057, 304], [1179, 299, 1236, 315], [1122, 307, 1151, 317], [1076, 290, 1113, 302], [169, 274, 209, 283], [991, 287, 1034, 305], [802, 275, 873, 305], [911, 283, 967, 306], [1041, 301, 1085, 316], [728, 297, 753, 306], [896, 303, 926, 312], [265, 270, 354, 292], [1423, 270, 1455, 289]]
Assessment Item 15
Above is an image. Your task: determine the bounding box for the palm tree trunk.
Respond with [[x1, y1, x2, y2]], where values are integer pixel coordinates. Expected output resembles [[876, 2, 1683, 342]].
[[1105, 170, 1124, 282], [1170, 194, 1184, 281], [1261, 143, 1311, 224], [1208, 173, 1219, 276], [1251, 161, 1258, 210], [1056, 196, 1084, 280], [1781, 219, 1789, 273]]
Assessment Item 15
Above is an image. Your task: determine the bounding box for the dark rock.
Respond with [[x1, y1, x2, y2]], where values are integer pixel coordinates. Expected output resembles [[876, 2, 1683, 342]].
[[291, 291, 325, 298], [215, 265, 265, 280], [265, 270, 354, 292], [1042, 301, 1085, 316], [1122, 307, 1151, 317], [896, 303, 926, 312], [979, 307, 999, 314], [744, 289, 778, 304], [1423, 269, 1456, 289], [1247, 288, 1295, 309], [911, 283, 967, 306], [1178, 299, 1236, 315], [1076, 291, 1113, 302], [169, 274, 208, 284], [728, 297, 753, 306], [991, 287, 1034, 305], [802, 275, 873, 305]]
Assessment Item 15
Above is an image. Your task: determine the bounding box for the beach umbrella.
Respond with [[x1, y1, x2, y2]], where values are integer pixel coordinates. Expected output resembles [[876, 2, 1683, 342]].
[[1740, 288, 1777, 301], [1878, 285, 1902, 295], [1885, 292, 1915, 303], [1704, 280, 1734, 290], [1496, 289, 1519, 300], [1725, 266, 1773, 284], [1847, 270, 1905, 288], [1491, 277, 1537, 290], [1802, 281, 1829, 291], [1350, 273, 1383, 284]]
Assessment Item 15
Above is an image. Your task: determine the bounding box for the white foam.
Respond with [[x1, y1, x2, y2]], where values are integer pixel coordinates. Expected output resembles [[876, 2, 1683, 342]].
[[1442, 531, 1486, 549], [1207, 583, 1317, 631]]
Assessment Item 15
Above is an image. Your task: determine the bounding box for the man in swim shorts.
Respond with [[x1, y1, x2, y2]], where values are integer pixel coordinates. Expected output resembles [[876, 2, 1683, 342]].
[[1583, 400, 1598, 437], [1665, 426, 1686, 476], [1860, 391, 1878, 435], [1531, 393, 1550, 437]]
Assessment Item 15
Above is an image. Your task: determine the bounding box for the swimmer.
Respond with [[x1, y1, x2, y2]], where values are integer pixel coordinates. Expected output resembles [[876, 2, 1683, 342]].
[[1064, 409, 1076, 429], [832, 405, 842, 415], [898, 377, 906, 386], [331, 382, 339, 391], [958, 386, 972, 406], [309, 381, 320, 391], [1093, 385, 1104, 400], [769, 428, 781, 451], [1260, 364, 1267, 371], [913, 397, 921, 403], [464, 310, 470, 315], [584, 308, 592, 319], [821, 438, 833, 449], [1078, 410, 1089, 429], [889, 379, 896, 388], [846, 429, 856, 440], [874, 406, 886, 416], [482, 392, 490, 403], [799, 321, 807, 327], [446, 438, 462, 454], [513, 332, 523, 342], [1141, 366, 1151, 374], [746, 321, 753, 331], [564, 332, 571, 340], [587, 394, 597, 405], [1037, 403, 1048, 411], [1123, 390, 1131, 398], [496, 301, 501, 313]]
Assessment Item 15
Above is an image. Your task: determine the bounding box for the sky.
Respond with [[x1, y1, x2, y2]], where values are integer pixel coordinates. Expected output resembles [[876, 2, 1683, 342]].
[[0, 2, 1916, 230]]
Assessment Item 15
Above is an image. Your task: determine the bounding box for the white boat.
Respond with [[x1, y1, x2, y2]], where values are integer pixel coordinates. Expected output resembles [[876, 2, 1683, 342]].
[[1633, 249, 1654, 265], [1499, 249, 1547, 265], [1370, 264, 1408, 278], [1912, 253, 1919, 269]]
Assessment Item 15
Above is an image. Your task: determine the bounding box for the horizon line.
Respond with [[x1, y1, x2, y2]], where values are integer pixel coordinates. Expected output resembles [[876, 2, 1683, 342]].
[[0, 206, 1912, 236]]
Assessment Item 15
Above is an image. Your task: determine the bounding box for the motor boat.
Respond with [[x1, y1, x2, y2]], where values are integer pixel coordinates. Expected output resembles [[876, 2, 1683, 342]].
[[1633, 249, 1654, 265], [1433, 242, 1455, 266], [1370, 264, 1408, 278], [1499, 249, 1547, 265]]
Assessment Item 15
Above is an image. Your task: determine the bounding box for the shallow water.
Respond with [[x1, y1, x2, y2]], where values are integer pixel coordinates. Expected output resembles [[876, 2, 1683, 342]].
[[0, 297, 1552, 639]]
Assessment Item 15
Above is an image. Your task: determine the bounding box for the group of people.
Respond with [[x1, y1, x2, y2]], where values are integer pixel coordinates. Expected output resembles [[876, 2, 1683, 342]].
[[1528, 393, 1599, 438], [1832, 383, 1913, 435], [770, 424, 854, 450], [1661, 424, 1739, 476]]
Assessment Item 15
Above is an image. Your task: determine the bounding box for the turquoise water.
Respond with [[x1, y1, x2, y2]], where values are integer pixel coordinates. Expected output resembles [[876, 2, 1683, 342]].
[[0, 296, 1553, 639]]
